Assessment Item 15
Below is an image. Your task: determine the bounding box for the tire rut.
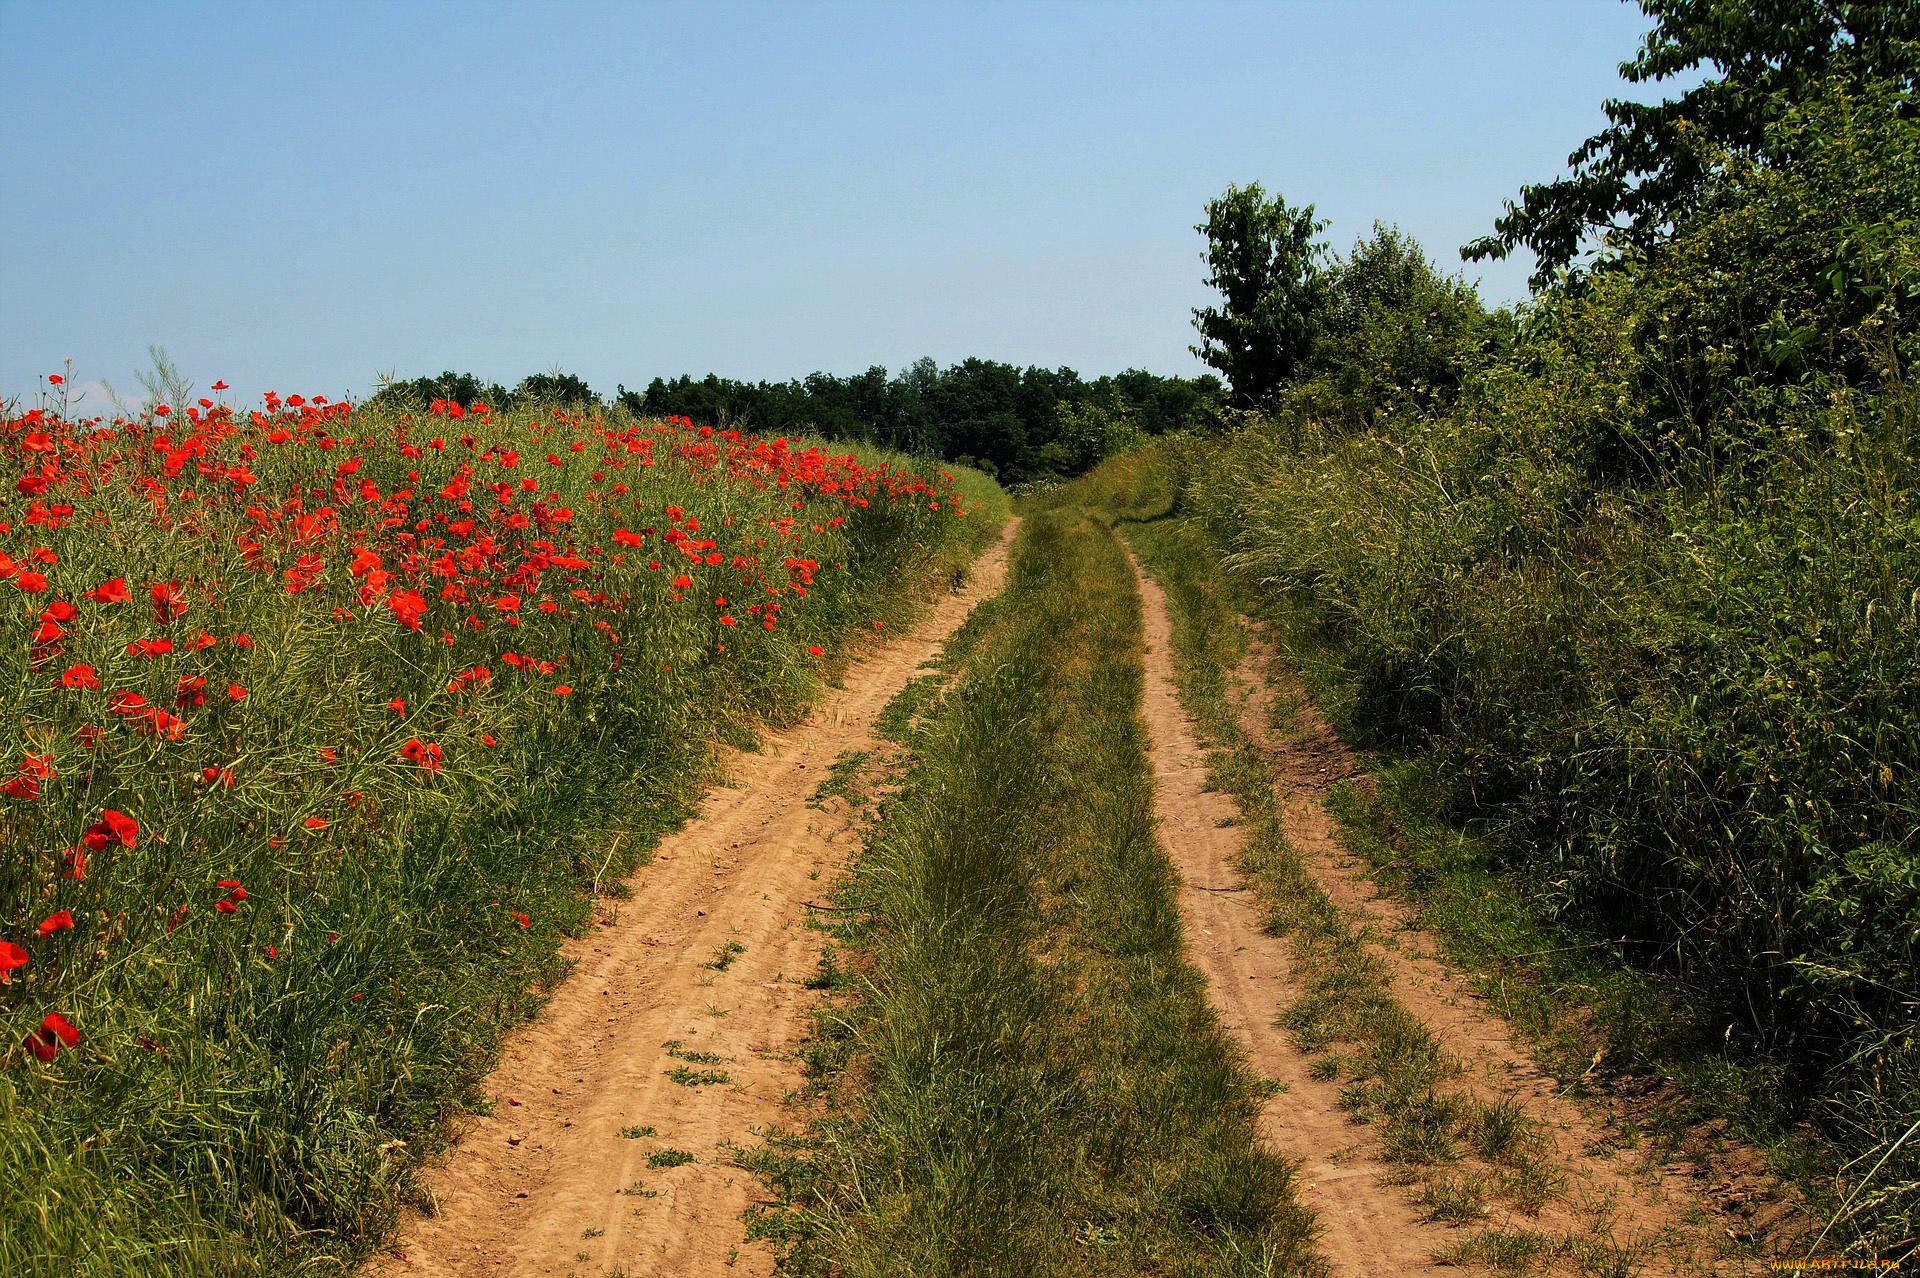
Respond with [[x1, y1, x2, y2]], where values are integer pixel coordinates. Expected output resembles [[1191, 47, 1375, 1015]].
[[1128, 549, 1784, 1276], [370, 522, 1017, 1278]]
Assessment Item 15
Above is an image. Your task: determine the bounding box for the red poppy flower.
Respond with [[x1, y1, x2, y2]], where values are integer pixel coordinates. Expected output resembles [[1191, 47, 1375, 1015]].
[[480, 733, 498, 747], [227, 684, 247, 701], [552, 685, 572, 696], [317, 747, 338, 764], [84, 578, 131, 605], [214, 900, 238, 914], [513, 912, 530, 928], [303, 816, 328, 830], [25, 1012, 79, 1062], [808, 645, 824, 656], [61, 847, 86, 880], [0, 941, 27, 983], [671, 574, 692, 590], [386, 697, 406, 714], [35, 911, 73, 939], [1, 776, 40, 800], [16, 571, 48, 593], [60, 664, 98, 689], [149, 580, 186, 621], [210, 380, 228, 391], [46, 373, 64, 385]]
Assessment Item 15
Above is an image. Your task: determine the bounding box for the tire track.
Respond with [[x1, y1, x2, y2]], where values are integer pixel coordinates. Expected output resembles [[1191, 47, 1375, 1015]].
[[371, 523, 1017, 1278]]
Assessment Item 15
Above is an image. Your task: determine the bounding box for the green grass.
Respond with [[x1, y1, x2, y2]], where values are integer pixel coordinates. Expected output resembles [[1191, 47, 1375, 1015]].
[[646, 1149, 695, 1169], [0, 390, 1011, 1276], [807, 750, 873, 809], [747, 504, 1318, 1276], [703, 941, 746, 972], [1068, 446, 1576, 1224]]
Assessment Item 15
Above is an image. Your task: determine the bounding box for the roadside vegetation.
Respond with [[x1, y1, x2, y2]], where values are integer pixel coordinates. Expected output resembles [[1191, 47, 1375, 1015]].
[[1141, 0, 1920, 1254], [749, 508, 1319, 1276], [0, 384, 1000, 1275]]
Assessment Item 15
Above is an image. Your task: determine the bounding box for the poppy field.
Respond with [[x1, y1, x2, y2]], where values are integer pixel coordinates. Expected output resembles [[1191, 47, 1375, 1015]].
[[0, 378, 999, 1274]]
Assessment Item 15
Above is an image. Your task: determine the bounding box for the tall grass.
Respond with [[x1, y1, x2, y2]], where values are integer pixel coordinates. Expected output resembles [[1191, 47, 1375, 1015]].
[[1167, 389, 1920, 1247], [753, 506, 1317, 1276], [0, 386, 1001, 1275]]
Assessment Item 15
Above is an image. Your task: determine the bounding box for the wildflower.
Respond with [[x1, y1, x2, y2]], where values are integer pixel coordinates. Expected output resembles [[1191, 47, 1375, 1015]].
[[400, 738, 443, 771], [25, 1012, 80, 1062], [215, 900, 238, 914], [60, 664, 98, 689], [808, 645, 824, 656], [227, 684, 248, 701], [81, 809, 139, 851], [386, 697, 406, 714], [552, 684, 572, 696], [513, 912, 530, 928], [83, 578, 131, 605], [0, 942, 26, 982], [36, 911, 74, 939], [303, 816, 328, 830], [149, 580, 186, 622]]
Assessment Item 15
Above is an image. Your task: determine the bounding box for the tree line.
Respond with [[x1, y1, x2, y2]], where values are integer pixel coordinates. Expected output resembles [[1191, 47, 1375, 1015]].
[[370, 360, 1222, 485]]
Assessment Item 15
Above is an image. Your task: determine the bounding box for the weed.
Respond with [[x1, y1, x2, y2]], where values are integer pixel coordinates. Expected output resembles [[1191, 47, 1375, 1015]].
[[647, 1149, 695, 1168], [808, 750, 872, 809], [704, 941, 746, 971]]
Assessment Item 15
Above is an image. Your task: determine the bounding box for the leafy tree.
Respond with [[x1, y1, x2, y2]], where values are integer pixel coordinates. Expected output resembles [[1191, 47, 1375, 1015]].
[[1302, 226, 1503, 430], [512, 369, 596, 406], [367, 370, 509, 411], [1466, 0, 1920, 288], [1192, 182, 1328, 406]]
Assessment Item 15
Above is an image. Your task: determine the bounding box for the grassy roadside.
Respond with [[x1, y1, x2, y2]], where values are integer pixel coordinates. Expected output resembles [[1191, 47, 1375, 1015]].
[[0, 388, 1009, 1278], [1059, 453, 1649, 1271], [748, 506, 1320, 1276], [1071, 440, 1814, 1260]]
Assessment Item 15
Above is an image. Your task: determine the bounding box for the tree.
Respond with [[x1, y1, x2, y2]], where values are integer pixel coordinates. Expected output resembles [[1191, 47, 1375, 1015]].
[[512, 369, 596, 406], [1192, 183, 1328, 406], [1465, 0, 1920, 289], [1306, 225, 1500, 429]]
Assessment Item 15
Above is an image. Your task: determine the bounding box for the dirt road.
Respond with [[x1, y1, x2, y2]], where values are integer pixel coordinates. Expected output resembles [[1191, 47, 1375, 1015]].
[[1128, 551, 1786, 1275], [373, 524, 1017, 1278]]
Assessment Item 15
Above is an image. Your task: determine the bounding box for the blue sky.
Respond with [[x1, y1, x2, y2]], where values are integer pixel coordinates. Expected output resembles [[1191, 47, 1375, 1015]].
[[1, 1, 1661, 406]]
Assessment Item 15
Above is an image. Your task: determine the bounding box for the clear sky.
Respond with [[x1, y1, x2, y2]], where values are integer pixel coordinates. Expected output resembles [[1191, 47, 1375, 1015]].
[[1, 0, 1662, 407]]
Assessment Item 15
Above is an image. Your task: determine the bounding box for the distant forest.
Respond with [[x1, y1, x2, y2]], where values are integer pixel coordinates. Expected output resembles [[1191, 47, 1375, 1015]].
[[369, 360, 1223, 484]]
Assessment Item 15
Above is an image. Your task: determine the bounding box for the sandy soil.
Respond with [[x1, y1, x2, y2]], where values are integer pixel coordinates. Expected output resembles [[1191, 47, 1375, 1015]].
[[371, 523, 1017, 1278], [1128, 552, 1792, 1275], [1130, 554, 1459, 1277]]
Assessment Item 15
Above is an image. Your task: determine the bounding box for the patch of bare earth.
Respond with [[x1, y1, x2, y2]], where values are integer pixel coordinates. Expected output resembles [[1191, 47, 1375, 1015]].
[[370, 523, 1016, 1278], [1128, 553, 1797, 1276]]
